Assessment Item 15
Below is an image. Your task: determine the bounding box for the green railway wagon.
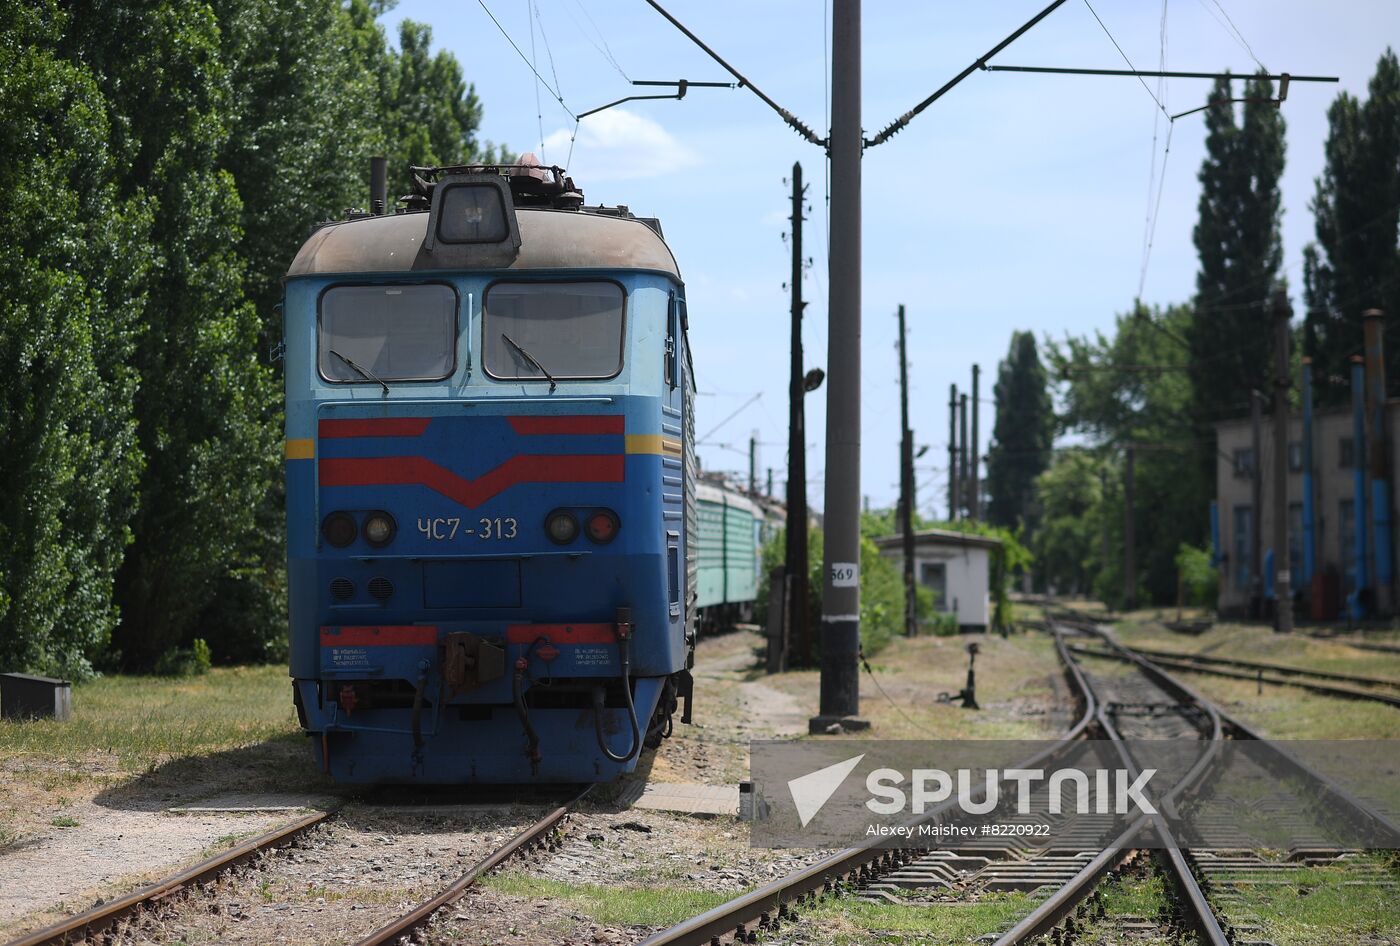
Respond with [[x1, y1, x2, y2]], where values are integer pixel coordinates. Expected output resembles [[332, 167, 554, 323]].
[[695, 481, 761, 631]]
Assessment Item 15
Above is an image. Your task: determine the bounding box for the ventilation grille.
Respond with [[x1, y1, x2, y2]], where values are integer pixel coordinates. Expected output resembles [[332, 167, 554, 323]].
[[368, 576, 394, 601], [330, 577, 354, 601]]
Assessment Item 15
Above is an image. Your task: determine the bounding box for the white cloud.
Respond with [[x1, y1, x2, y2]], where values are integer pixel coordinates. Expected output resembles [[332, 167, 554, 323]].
[[541, 108, 699, 182]]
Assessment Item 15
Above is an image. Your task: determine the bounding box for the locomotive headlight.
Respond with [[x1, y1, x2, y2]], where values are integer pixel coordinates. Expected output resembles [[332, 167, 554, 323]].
[[585, 509, 620, 544], [363, 511, 397, 548], [322, 511, 357, 548], [545, 509, 579, 545]]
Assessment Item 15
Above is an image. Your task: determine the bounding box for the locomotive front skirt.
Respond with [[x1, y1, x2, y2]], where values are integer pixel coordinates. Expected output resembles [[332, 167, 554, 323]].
[[281, 170, 696, 783]]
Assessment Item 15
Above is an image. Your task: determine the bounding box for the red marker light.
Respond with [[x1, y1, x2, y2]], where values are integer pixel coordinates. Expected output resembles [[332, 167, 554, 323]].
[[585, 510, 620, 544]]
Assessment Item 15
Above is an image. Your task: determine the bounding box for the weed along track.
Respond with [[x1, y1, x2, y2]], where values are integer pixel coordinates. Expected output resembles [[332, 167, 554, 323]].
[[635, 618, 1399, 946], [630, 633, 1103, 946], [2, 793, 585, 946], [980, 617, 1400, 946]]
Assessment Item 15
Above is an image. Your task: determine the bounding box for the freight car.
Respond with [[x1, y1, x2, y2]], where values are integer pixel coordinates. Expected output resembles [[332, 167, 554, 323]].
[[281, 159, 695, 784]]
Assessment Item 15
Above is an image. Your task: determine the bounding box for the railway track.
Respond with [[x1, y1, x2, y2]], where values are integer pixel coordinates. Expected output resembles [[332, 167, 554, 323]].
[[4, 790, 585, 946], [349, 791, 581, 946], [632, 632, 1101, 946], [5, 810, 332, 946], [1067, 640, 1400, 708], [638, 615, 1398, 946]]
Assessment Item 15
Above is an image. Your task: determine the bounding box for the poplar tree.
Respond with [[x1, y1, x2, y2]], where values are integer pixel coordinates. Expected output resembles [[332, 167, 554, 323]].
[[0, 2, 149, 677], [1188, 74, 1286, 429], [64, 2, 278, 669], [1303, 49, 1400, 405], [986, 331, 1054, 531]]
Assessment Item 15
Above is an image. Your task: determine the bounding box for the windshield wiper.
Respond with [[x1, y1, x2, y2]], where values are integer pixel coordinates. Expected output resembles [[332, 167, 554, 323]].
[[329, 348, 389, 396], [501, 333, 557, 392]]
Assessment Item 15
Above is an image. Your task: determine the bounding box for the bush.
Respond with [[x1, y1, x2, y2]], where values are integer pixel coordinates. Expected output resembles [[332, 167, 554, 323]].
[[755, 526, 909, 662], [153, 638, 212, 677], [1175, 543, 1219, 608]]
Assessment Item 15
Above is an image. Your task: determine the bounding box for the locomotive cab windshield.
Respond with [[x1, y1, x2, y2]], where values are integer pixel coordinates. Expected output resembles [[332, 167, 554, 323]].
[[483, 280, 626, 382], [318, 283, 457, 384]]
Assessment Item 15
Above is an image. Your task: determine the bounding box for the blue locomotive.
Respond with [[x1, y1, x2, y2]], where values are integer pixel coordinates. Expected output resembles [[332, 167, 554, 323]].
[[282, 160, 695, 783]]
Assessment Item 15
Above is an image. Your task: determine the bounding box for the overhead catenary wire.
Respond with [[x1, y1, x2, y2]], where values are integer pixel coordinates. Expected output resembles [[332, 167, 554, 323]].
[[698, 392, 764, 444], [640, 0, 825, 147], [478, 0, 576, 120], [1082, 0, 1167, 116], [526, 0, 546, 159], [866, 0, 1071, 148], [1201, 0, 1267, 73], [565, 0, 631, 81]]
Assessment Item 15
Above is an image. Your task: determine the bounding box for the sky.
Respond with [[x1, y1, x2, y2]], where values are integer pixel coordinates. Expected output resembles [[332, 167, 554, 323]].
[[382, 0, 1397, 518]]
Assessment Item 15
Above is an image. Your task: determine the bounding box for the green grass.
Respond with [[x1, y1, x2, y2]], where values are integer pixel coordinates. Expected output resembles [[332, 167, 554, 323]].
[[1225, 859, 1400, 945], [481, 872, 742, 928], [1102, 619, 1400, 739], [1095, 867, 1166, 918], [0, 665, 299, 773], [798, 893, 1037, 945]]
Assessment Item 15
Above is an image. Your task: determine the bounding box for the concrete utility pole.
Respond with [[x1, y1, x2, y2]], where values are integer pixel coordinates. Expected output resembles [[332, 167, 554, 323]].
[[1123, 446, 1136, 611], [1272, 292, 1293, 632], [767, 467, 773, 498], [749, 433, 757, 496], [948, 384, 960, 521], [1301, 356, 1317, 602], [970, 364, 981, 521], [959, 394, 969, 518], [1250, 390, 1264, 619], [897, 305, 917, 638], [785, 162, 811, 667], [813, 0, 865, 730], [1363, 308, 1392, 615]]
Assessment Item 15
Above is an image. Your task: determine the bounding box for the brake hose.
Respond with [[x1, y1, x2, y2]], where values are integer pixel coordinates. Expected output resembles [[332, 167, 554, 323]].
[[593, 622, 641, 764], [513, 654, 542, 773]]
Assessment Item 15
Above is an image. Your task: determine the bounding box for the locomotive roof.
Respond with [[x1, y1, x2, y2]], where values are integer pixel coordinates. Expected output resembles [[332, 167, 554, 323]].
[[285, 207, 681, 279]]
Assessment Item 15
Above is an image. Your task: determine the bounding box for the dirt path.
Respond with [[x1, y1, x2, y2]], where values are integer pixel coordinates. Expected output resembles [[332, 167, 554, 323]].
[[636, 628, 804, 786]]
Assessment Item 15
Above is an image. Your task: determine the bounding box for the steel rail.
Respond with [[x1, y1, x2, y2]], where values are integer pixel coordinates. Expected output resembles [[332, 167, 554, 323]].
[[634, 634, 1100, 946], [350, 789, 587, 946], [991, 624, 1229, 946], [1091, 663, 1229, 946], [1082, 624, 1400, 848], [1111, 643, 1400, 690], [5, 809, 332, 946], [1069, 642, 1400, 708]]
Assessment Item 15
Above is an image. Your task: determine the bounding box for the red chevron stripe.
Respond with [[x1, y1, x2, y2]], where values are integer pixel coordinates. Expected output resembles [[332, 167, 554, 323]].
[[319, 454, 624, 508], [508, 416, 624, 435], [319, 417, 431, 439]]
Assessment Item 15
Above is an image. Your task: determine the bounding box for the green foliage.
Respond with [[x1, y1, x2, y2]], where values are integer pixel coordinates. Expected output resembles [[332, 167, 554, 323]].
[[192, 638, 212, 673], [62, 1, 280, 669], [1047, 304, 1210, 607], [1032, 449, 1105, 597], [1303, 49, 1400, 407], [1, 0, 509, 673], [0, 1, 148, 678], [756, 525, 908, 659], [1189, 73, 1286, 496], [1174, 543, 1219, 608], [986, 332, 1054, 532]]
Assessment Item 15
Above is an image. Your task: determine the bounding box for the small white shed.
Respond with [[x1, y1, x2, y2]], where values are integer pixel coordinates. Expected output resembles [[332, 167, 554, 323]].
[[875, 529, 1001, 631]]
